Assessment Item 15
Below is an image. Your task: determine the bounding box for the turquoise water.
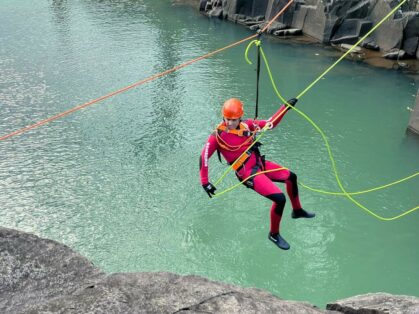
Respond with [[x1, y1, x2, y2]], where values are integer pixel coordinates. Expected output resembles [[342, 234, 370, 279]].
[[1, 0, 418, 308]]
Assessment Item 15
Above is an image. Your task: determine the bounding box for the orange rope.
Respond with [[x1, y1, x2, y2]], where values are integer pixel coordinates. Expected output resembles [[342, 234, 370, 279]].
[[0, 0, 294, 142], [215, 131, 254, 151]]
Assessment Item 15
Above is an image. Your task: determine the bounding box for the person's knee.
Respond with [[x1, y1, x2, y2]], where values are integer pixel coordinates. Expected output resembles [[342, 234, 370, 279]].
[[288, 172, 299, 196], [288, 172, 297, 184], [267, 193, 286, 214], [268, 193, 286, 204]]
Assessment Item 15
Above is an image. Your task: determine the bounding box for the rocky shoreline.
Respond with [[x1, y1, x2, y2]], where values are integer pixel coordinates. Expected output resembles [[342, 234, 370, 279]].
[[174, 0, 419, 74], [174, 0, 419, 134], [1, 226, 419, 313]]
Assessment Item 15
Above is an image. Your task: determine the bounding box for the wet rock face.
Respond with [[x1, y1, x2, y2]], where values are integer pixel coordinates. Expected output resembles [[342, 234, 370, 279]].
[[199, 0, 419, 59]]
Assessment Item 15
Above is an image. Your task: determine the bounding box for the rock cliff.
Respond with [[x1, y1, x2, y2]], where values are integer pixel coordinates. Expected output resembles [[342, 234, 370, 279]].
[[199, 0, 419, 63], [1, 226, 419, 313], [407, 89, 419, 134]]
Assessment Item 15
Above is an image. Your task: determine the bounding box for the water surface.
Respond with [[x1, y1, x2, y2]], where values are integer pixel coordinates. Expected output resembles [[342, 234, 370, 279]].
[[1, 0, 418, 308]]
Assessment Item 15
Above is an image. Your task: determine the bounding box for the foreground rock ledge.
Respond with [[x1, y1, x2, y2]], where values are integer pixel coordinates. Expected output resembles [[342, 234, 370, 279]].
[[1, 227, 418, 314]]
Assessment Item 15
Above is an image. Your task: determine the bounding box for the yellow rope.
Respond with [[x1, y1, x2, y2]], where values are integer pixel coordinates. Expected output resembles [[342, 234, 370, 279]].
[[299, 172, 419, 196], [213, 167, 287, 198], [213, 0, 419, 220]]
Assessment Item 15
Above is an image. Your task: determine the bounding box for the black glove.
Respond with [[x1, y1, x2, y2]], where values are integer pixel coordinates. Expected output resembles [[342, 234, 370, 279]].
[[202, 182, 217, 198], [285, 98, 298, 110]]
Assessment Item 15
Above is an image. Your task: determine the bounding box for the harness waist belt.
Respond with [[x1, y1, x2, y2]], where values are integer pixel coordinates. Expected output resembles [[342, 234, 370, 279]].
[[231, 151, 251, 172], [230, 142, 263, 172]]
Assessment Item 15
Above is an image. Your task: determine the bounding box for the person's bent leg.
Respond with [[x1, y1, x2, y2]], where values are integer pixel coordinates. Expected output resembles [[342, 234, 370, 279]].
[[285, 171, 315, 218], [251, 172, 290, 250], [267, 193, 285, 234], [286, 171, 302, 210], [264, 161, 315, 219]]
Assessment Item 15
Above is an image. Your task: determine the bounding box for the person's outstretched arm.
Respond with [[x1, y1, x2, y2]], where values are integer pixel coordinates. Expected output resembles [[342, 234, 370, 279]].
[[199, 134, 218, 197], [257, 98, 298, 129]]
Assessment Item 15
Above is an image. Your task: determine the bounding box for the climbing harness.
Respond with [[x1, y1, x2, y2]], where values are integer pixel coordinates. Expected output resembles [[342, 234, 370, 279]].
[[214, 123, 254, 152], [214, 121, 263, 173], [216, 123, 252, 137]]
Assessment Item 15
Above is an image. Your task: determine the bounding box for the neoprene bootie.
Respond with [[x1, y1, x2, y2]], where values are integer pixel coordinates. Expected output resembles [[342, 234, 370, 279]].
[[268, 232, 290, 250], [291, 208, 315, 219]]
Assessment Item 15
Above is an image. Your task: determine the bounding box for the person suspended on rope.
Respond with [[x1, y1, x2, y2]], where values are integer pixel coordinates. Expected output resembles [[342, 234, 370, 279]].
[[199, 98, 315, 250]]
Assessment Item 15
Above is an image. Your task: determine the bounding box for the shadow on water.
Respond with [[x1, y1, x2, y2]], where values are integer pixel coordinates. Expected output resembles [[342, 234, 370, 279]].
[[126, 1, 189, 162], [49, 0, 76, 66], [134, 2, 188, 163], [50, 0, 70, 34]]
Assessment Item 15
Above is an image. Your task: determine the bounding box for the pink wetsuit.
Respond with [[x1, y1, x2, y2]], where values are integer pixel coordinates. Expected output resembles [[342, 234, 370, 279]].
[[199, 105, 302, 234]]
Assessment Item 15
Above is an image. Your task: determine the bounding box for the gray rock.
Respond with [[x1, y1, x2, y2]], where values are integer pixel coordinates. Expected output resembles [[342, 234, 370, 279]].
[[292, 4, 309, 30], [361, 38, 380, 50], [274, 28, 303, 36], [249, 23, 261, 31], [0, 227, 105, 314], [383, 49, 406, 59], [229, 13, 245, 23], [243, 16, 263, 26], [332, 43, 365, 60], [224, 0, 269, 20], [28, 272, 324, 313], [370, 0, 406, 51], [401, 12, 419, 57], [255, 15, 265, 22], [300, 3, 329, 42], [199, 0, 418, 61], [209, 6, 223, 18], [339, 43, 363, 53], [296, 1, 348, 43], [403, 36, 419, 57], [3, 226, 419, 313], [407, 89, 419, 135], [330, 18, 373, 45], [346, 0, 372, 19], [203, 0, 224, 18], [266, 21, 287, 34], [199, 0, 207, 12], [265, 0, 298, 26], [326, 292, 419, 314], [1, 227, 324, 314], [321, 0, 366, 43]]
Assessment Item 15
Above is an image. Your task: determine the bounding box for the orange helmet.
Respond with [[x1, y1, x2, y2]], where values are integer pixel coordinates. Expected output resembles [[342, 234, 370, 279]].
[[222, 98, 244, 119]]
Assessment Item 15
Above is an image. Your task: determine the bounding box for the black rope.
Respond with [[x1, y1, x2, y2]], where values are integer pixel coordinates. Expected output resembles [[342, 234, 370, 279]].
[[255, 33, 261, 120]]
